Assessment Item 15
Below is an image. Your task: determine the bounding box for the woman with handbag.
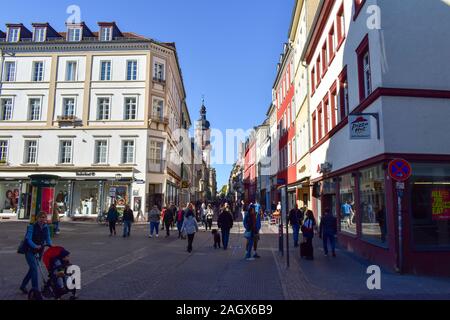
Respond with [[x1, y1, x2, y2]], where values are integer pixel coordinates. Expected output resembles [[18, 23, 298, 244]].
[[301, 210, 316, 260], [243, 205, 257, 261], [181, 204, 199, 253], [19, 212, 52, 299]]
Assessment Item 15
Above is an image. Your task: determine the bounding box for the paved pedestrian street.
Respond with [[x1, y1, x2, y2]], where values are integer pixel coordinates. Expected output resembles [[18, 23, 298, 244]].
[[1, 221, 449, 300]]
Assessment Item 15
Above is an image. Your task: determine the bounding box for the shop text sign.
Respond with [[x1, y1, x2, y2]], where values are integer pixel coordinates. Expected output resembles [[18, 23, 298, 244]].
[[349, 115, 371, 140], [431, 189, 450, 220]]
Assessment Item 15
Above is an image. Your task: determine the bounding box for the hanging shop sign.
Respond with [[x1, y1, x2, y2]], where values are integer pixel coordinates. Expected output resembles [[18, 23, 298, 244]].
[[349, 115, 371, 140]]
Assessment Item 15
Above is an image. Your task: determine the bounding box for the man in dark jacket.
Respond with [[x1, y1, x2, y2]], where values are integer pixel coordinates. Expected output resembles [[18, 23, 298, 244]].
[[319, 208, 337, 257], [122, 205, 134, 238], [289, 204, 304, 247], [217, 203, 234, 250], [164, 203, 175, 237]]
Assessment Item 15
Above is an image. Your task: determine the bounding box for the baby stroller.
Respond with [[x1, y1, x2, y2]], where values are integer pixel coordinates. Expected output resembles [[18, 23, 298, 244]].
[[28, 246, 78, 300]]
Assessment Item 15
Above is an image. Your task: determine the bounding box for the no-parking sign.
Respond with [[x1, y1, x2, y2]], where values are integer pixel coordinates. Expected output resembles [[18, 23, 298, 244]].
[[388, 159, 412, 182]]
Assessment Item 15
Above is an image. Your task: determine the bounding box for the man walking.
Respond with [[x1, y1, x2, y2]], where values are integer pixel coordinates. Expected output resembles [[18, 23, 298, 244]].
[[164, 203, 175, 237], [122, 205, 134, 238], [289, 204, 303, 247], [252, 202, 262, 258], [218, 203, 234, 250], [319, 208, 337, 257]]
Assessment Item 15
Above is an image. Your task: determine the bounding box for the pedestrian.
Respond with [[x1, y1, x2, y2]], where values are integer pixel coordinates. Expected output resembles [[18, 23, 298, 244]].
[[161, 206, 167, 230], [341, 200, 354, 228], [107, 204, 118, 236], [200, 203, 207, 230], [217, 203, 234, 250], [181, 204, 199, 253], [240, 200, 246, 221], [319, 208, 337, 257], [206, 204, 214, 231], [135, 208, 143, 222], [301, 210, 317, 260], [252, 203, 262, 258], [164, 203, 174, 237], [122, 205, 134, 238], [171, 204, 177, 230], [176, 205, 186, 238], [52, 202, 61, 235], [289, 204, 304, 247], [20, 212, 52, 299], [148, 205, 161, 238], [243, 205, 257, 261]]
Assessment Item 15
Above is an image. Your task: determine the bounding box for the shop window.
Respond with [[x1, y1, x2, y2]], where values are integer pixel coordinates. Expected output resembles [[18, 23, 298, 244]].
[[339, 173, 357, 235], [411, 163, 450, 249], [359, 165, 387, 246]]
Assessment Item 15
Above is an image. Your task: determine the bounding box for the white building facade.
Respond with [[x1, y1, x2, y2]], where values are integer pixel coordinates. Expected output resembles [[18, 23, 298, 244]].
[[0, 22, 191, 219]]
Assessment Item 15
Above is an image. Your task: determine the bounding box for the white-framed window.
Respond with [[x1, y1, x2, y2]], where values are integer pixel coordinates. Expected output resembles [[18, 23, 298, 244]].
[[152, 98, 164, 118], [24, 140, 38, 164], [28, 98, 41, 121], [4, 62, 16, 82], [149, 140, 163, 164], [127, 60, 138, 81], [32, 61, 44, 82], [100, 61, 112, 81], [59, 140, 73, 164], [62, 98, 75, 117], [100, 27, 112, 41], [292, 136, 296, 164], [7, 28, 20, 42], [287, 105, 291, 128], [121, 140, 135, 164], [66, 61, 77, 81], [0, 140, 8, 163], [1, 98, 13, 121], [97, 97, 110, 120], [363, 52, 372, 98], [34, 27, 46, 42], [154, 62, 165, 81], [326, 100, 332, 133], [67, 28, 82, 42], [288, 141, 291, 165], [124, 97, 137, 120], [94, 140, 108, 164]]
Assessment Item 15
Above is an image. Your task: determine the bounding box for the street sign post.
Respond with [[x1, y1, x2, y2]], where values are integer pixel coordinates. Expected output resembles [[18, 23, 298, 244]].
[[388, 159, 412, 274]]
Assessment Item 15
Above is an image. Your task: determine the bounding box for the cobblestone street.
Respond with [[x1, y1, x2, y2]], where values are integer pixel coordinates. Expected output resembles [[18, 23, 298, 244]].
[[1, 221, 449, 300]]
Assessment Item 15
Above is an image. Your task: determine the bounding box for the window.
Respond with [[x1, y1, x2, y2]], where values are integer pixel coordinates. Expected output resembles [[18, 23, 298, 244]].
[[7, 28, 19, 42], [124, 97, 137, 120], [312, 111, 317, 145], [100, 27, 112, 41], [121, 140, 135, 164], [32, 62, 44, 82], [152, 98, 164, 118], [318, 106, 323, 140], [0, 141, 8, 163], [357, 35, 371, 101], [59, 140, 73, 164], [66, 61, 77, 81], [1, 99, 13, 121], [328, 26, 336, 61], [100, 61, 112, 81], [154, 62, 165, 81], [34, 28, 46, 42], [127, 60, 138, 81], [287, 105, 291, 128], [331, 86, 338, 127], [316, 59, 321, 84], [149, 141, 163, 164], [288, 142, 291, 165], [339, 68, 349, 120], [359, 165, 387, 246], [97, 98, 110, 120], [322, 43, 328, 75], [354, 0, 367, 20], [324, 97, 331, 133], [292, 136, 296, 163], [67, 28, 82, 42], [24, 140, 38, 164], [337, 5, 345, 45], [311, 67, 316, 93], [291, 101, 296, 124], [339, 173, 356, 235], [63, 98, 75, 117], [4, 62, 16, 82], [94, 140, 108, 164], [29, 98, 41, 121]]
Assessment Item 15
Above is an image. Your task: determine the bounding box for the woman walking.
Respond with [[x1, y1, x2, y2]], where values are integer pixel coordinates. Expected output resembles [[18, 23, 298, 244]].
[[122, 205, 134, 238], [181, 204, 199, 253], [176, 205, 186, 239], [243, 205, 257, 261], [107, 204, 119, 236], [20, 212, 52, 299], [218, 203, 234, 250], [52, 202, 61, 235], [205, 204, 214, 231], [148, 205, 161, 238], [301, 210, 317, 260]]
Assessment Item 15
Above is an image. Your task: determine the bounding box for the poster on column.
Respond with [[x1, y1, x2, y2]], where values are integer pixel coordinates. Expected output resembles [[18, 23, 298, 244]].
[[431, 189, 450, 220], [41, 187, 55, 222]]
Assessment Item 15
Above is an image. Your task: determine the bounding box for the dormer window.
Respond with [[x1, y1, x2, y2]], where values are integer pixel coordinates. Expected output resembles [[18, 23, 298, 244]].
[[67, 28, 82, 41], [7, 28, 19, 42], [100, 27, 112, 41], [33, 27, 46, 42]]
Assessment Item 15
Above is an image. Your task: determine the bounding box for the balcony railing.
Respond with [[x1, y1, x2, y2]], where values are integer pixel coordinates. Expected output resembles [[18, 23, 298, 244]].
[[152, 77, 166, 85], [149, 115, 169, 125], [56, 115, 82, 126], [148, 159, 166, 173]]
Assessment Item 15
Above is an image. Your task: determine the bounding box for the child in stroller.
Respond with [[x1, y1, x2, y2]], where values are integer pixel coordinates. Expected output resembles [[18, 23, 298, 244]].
[[30, 246, 77, 300]]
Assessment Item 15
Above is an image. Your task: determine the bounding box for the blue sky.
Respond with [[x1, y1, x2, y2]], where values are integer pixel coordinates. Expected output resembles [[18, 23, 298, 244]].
[[0, 0, 295, 188]]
